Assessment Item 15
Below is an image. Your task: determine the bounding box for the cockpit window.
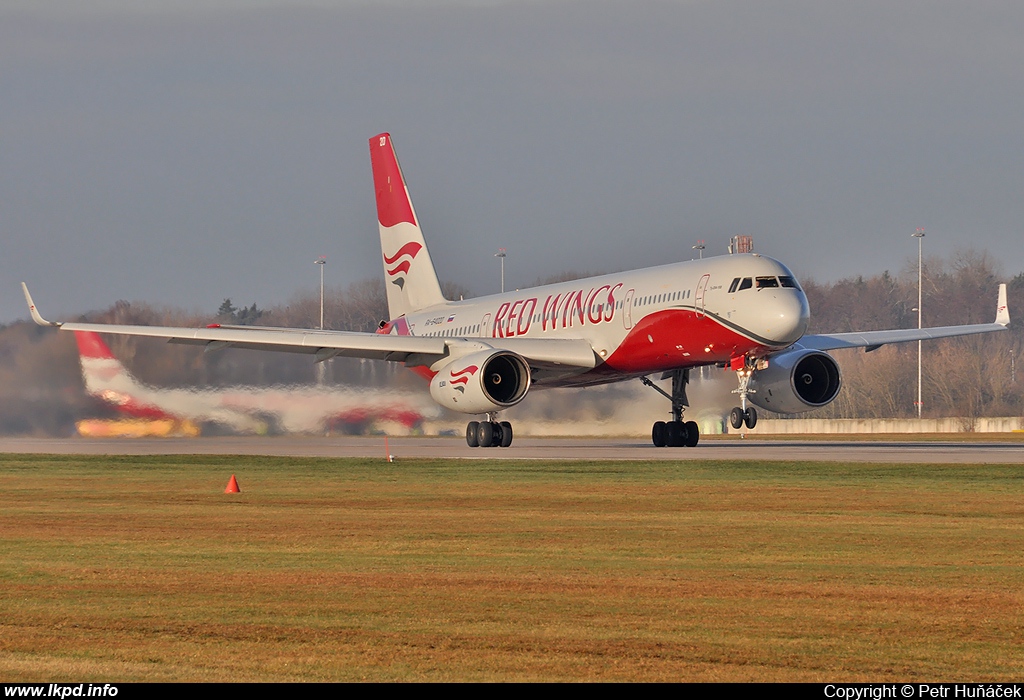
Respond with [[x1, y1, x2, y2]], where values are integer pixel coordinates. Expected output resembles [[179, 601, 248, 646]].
[[756, 276, 780, 289], [728, 278, 740, 293], [738, 277, 753, 291], [779, 276, 799, 289]]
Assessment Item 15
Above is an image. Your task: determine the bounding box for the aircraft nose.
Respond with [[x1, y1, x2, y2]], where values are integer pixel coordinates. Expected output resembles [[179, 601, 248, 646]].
[[765, 291, 809, 345]]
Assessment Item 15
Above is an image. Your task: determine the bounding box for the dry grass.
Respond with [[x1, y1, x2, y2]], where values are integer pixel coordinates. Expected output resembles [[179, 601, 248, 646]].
[[1, 455, 1022, 681]]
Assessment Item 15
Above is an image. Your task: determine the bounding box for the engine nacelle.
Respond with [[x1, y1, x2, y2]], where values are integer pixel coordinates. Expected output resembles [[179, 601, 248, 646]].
[[747, 349, 842, 414], [430, 350, 532, 414]]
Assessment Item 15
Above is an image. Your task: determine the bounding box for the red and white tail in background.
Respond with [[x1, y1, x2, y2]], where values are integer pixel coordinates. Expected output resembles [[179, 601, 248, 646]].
[[74, 330, 174, 419], [370, 133, 447, 319], [75, 330, 138, 395]]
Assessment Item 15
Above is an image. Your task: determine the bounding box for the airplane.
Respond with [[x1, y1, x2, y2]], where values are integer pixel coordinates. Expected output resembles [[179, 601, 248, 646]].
[[23, 133, 1011, 448], [72, 328, 440, 435]]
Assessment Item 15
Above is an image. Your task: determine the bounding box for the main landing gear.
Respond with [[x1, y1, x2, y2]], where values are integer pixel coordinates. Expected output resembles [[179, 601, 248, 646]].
[[641, 369, 700, 447], [728, 357, 761, 430], [465, 413, 513, 448]]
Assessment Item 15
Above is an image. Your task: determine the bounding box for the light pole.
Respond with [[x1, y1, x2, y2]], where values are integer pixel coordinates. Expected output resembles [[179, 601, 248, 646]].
[[495, 248, 507, 293], [912, 228, 925, 419], [314, 256, 327, 385], [314, 256, 326, 330], [692, 240, 705, 259]]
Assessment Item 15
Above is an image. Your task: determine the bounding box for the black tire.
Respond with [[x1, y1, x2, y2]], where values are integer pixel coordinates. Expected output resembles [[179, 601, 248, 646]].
[[652, 421, 667, 447], [684, 420, 699, 447], [744, 407, 758, 429], [499, 421, 513, 448], [466, 421, 479, 447], [477, 421, 494, 448], [667, 420, 685, 447], [729, 407, 744, 430]]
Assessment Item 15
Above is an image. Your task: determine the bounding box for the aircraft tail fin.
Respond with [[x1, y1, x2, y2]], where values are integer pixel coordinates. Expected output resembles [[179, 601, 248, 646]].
[[370, 133, 447, 319], [75, 330, 119, 362], [74, 331, 143, 400]]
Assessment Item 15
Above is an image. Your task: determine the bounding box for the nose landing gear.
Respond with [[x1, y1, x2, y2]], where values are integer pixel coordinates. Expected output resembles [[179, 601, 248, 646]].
[[728, 356, 763, 430], [641, 369, 700, 447]]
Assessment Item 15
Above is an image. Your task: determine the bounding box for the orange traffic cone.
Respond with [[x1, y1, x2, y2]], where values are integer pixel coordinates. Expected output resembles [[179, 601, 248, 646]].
[[224, 474, 240, 493]]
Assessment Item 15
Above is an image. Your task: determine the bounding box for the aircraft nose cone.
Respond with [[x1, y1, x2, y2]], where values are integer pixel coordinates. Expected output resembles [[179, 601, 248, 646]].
[[766, 291, 810, 345]]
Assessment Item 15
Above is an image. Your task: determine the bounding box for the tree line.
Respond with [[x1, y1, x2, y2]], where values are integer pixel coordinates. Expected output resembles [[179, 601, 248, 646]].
[[798, 251, 1022, 422]]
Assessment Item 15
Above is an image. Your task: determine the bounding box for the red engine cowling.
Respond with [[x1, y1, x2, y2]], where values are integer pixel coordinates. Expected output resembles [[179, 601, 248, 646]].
[[429, 350, 532, 414], [748, 349, 842, 414]]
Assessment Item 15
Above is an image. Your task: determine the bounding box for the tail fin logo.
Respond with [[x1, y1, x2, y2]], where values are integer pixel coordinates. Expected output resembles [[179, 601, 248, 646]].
[[449, 364, 479, 393], [383, 241, 423, 289]]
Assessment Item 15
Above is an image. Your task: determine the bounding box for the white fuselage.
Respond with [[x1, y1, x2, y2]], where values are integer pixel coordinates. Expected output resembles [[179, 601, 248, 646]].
[[392, 253, 810, 385]]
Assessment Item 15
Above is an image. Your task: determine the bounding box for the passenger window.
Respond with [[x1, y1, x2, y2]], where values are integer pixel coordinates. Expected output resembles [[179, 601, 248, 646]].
[[738, 278, 753, 291], [756, 276, 779, 289]]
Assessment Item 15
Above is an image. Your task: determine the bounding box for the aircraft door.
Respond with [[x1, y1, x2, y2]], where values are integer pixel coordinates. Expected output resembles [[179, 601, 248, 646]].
[[623, 288, 635, 330], [695, 274, 710, 318], [481, 313, 492, 338]]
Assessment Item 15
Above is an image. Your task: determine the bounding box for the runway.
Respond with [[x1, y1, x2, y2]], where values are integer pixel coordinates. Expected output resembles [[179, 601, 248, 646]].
[[2, 435, 1023, 463]]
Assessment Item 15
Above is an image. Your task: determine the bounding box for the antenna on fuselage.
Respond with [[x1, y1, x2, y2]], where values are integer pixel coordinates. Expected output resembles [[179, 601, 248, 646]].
[[728, 235, 754, 254]]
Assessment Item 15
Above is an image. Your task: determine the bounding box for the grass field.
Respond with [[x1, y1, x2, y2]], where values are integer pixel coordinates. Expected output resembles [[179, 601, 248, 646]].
[[1, 453, 1022, 681]]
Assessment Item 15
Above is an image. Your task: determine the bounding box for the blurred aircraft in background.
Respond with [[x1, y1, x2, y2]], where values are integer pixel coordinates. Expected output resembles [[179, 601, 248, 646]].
[[73, 330, 439, 436]]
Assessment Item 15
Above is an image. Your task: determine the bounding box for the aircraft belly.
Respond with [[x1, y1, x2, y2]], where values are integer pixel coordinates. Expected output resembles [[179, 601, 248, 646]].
[[600, 308, 766, 374]]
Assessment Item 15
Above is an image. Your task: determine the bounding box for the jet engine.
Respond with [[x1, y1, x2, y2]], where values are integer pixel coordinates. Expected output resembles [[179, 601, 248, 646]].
[[747, 349, 841, 414], [429, 350, 532, 414]]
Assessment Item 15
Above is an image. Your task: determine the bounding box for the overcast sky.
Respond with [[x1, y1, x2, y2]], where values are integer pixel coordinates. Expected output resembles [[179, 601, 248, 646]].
[[4, 1, 1022, 324]]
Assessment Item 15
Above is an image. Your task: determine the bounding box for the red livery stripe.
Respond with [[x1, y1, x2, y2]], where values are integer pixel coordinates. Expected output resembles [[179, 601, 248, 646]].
[[74, 330, 117, 360], [386, 260, 411, 276], [383, 241, 423, 265], [370, 133, 417, 228]]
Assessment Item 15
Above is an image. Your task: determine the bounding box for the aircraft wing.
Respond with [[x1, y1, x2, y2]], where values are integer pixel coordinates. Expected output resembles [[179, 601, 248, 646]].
[[22, 284, 597, 372], [795, 283, 1010, 352]]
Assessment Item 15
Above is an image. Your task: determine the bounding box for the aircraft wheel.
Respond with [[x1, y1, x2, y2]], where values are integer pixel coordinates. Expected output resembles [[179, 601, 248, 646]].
[[729, 407, 744, 430], [466, 421, 480, 448], [667, 420, 685, 447], [499, 421, 513, 448], [652, 421, 667, 447], [744, 407, 758, 429], [477, 421, 494, 448], [684, 420, 699, 447]]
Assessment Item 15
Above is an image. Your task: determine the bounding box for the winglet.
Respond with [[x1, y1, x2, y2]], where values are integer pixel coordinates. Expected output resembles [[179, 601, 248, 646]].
[[996, 283, 1010, 326], [21, 283, 60, 327]]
